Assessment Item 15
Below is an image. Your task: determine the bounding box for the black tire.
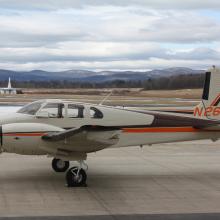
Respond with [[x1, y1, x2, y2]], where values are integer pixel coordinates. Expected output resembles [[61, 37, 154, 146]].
[[66, 166, 87, 187], [52, 158, 70, 172]]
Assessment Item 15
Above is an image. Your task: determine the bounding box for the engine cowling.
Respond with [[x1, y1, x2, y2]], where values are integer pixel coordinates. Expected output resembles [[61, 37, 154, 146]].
[[2, 123, 64, 155]]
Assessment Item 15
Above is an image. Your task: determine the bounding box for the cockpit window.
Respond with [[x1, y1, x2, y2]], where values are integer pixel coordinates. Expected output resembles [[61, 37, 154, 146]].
[[90, 107, 103, 119], [17, 101, 43, 115], [42, 103, 65, 118]]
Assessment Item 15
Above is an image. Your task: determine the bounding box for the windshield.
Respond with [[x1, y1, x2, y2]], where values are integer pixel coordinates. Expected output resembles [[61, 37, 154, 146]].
[[17, 101, 44, 115]]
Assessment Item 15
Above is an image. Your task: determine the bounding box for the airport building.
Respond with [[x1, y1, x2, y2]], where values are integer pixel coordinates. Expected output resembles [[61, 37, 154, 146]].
[[0, 77, 18, 94]]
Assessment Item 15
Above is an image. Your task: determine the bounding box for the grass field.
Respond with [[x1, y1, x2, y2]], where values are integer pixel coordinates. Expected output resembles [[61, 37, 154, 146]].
[[0, 88, 202, 106]]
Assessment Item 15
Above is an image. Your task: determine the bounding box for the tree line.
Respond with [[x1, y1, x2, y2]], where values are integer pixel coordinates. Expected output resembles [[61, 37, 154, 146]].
[[1, 73, 205, 90]]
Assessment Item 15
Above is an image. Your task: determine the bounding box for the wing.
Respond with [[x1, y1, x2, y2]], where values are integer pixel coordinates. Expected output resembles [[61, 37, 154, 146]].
[[42, 125, 120, 150], [42, 126, 86, 142], [40, 125, 120, 160]]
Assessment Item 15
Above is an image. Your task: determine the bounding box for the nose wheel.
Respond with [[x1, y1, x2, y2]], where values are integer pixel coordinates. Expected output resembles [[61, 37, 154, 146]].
[[66, 161, 88, 187], [52, 158, 70, 172]]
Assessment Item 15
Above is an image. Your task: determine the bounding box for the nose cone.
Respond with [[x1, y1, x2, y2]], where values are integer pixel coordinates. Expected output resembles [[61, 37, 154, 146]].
[[0, 112, 31, 125], [0, 113, 15, 125]]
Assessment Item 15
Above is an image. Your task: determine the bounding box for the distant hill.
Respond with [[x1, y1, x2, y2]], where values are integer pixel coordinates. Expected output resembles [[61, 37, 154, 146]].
[[0, 67, 204, 82]]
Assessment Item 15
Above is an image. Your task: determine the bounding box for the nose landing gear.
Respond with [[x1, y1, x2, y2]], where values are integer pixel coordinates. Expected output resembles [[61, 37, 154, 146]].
[[52, 158, 88, 187]]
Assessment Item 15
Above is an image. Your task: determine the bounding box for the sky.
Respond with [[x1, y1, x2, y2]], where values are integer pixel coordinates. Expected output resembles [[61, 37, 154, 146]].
[[0, 0, 220, 71]]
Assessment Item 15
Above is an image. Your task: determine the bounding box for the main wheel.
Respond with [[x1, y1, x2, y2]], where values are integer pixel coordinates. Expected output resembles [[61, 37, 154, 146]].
[[66, 166, 87, 187], [52, 158, 70, 172]]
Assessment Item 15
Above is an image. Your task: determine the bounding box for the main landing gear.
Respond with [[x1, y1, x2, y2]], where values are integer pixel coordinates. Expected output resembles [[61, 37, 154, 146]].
[[52, 158, 70, 172], [66, 161, 88, 187], [52, 158, 88, 187]]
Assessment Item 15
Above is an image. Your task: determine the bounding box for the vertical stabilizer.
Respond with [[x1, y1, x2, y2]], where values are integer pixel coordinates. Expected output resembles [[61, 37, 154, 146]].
[[194, 66, 220, 120]]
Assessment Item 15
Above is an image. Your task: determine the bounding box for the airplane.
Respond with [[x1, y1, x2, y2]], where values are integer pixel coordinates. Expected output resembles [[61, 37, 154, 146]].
[[0, 66, 219, 187]]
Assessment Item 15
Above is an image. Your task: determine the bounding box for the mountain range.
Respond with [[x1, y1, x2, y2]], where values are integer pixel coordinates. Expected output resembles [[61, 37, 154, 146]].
[[0, 67, 204, 82]]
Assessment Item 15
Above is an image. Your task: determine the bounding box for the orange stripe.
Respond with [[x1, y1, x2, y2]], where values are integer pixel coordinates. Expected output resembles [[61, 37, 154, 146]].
[[211, 94, 220, 106], [4, 133, 46, 137], [122, 127, 199, 133]]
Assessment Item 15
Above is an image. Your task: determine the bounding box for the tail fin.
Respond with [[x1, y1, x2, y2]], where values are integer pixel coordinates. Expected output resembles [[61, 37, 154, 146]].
[[194, 66, 220, 120]]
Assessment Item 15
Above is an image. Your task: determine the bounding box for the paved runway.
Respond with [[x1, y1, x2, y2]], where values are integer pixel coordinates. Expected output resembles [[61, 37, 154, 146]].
[[1, 140, 220, 219]]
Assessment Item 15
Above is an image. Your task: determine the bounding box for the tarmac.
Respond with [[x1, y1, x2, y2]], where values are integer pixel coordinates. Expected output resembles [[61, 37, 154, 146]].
[[1, 140, 220, 219]]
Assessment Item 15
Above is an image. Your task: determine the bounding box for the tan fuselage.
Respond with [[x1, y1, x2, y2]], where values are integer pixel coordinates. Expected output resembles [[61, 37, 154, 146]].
[[1, 103, 219, 156]]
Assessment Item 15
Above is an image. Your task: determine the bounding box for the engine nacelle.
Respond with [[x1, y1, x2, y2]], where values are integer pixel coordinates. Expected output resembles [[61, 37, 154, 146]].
[[2, 123, 64, 155]]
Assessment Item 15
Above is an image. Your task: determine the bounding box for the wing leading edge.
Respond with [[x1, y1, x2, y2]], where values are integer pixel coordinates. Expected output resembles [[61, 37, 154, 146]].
[[42, 125, 120, 147]]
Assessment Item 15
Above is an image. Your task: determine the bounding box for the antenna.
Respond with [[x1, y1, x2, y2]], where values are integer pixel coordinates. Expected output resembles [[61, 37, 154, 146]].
[[99, 90, 113, 105]]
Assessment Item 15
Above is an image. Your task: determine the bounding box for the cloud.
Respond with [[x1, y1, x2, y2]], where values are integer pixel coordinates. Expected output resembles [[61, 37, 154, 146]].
[[0, 58, 216, 72], [0, 43, 218, 71], [140, 12, 220, 43], [0, 2, 219, 70], [0, 42, 219, 63], [168, 48, 220, 60], [1, 0, 220, 10], [0, 42, 166, 62], [0, 7, 219, 46]]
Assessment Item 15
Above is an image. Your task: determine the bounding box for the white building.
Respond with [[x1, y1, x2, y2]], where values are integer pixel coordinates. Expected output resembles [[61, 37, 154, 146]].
[[0, 78, 17, 94]]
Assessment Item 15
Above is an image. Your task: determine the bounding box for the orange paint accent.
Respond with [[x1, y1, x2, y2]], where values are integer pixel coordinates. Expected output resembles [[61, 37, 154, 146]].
[[4, 132, 46, 137], [193, 106, 203, 116], [122, 127, 199, 133], [211, 94, 220, 106]]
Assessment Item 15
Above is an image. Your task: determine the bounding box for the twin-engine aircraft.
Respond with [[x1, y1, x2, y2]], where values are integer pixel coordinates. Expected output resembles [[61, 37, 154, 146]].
[[0, 67, 219, 187]]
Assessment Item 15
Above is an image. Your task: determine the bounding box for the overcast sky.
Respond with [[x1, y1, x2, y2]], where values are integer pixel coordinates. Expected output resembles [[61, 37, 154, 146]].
[[0, 0, 219, 71]]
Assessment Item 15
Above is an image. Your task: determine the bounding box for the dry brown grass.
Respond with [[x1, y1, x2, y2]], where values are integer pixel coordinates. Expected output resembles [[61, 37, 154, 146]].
[[22, 88, 202, 99], [138, 89, 202, 99], [0, 88, 201, 106]]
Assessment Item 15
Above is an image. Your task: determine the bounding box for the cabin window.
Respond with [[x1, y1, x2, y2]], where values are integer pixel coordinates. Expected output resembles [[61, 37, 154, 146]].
[[90, 107, 103, 119], [67, 104, 84, 118], [42, 103, 65, 118], [17, 101, 43, 115]]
